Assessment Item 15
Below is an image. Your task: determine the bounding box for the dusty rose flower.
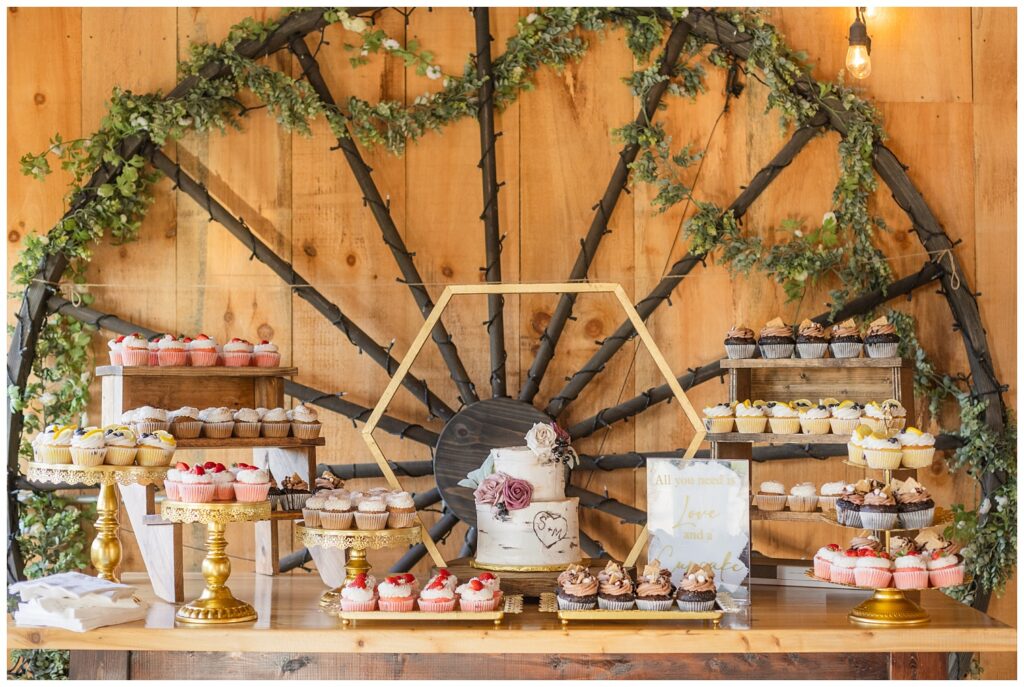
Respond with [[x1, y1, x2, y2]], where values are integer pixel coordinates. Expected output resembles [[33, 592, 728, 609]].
[[502, 476, 533, 511], [473, 472, 506, 505]]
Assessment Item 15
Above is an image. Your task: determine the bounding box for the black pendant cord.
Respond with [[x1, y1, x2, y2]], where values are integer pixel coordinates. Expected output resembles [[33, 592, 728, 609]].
[[517, 20, 693, 406], [288, 36, 479, 409], [473, 7, 509, 399]]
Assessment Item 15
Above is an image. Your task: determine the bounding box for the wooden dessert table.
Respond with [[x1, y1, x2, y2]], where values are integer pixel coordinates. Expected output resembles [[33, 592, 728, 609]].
[[8, 573, 1014, 680]]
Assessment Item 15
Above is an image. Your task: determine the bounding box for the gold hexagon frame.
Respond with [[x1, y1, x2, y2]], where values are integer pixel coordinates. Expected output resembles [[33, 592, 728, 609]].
[[360, 282, 707, 568]]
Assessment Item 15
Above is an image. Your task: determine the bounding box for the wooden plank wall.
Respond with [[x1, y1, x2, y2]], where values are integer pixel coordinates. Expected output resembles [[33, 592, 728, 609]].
[[7, 7, 1015, 677]]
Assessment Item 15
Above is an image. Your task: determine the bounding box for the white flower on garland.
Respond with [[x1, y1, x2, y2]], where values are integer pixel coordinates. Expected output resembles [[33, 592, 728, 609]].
[[382, 38, 400, 51], [995, 495, 1008, 511], [425, 65, 442, 80], [341, 15, 368, 33], [525, 422, 557, 454], [129, 115, 149, 130], [526, 13, 539, 23], [822, 211, 837, 225], [978, 498, 992, 515], [39, 392, 56, 406]]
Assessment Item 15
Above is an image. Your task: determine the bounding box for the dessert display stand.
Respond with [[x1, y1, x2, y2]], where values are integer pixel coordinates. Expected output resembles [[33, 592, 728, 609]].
[[96, 365, 344, 602], [538, 592, 724, 628]]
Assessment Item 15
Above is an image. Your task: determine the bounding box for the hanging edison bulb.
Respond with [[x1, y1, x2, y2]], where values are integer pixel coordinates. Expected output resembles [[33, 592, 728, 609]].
[[846, 8, 872, 79]]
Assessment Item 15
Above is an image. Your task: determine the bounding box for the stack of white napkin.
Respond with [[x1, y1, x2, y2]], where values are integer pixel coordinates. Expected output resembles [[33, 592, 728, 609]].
[[10, 572, 148, 632]]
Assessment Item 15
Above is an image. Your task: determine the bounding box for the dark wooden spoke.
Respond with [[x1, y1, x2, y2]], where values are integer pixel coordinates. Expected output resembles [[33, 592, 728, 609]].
[[318, 461, 435, 480], [458, 527, 478, 559], [473, 7, 508, 399], [518, 20, 693, 405], [567, 486, 646, 525], [390, 511, 459, 572], [579, 529, 609, 559], [546, 116, 828, 418], [148, 148, 455, 422], [413, 488, 442, 510], [278, 547, 312, 573]]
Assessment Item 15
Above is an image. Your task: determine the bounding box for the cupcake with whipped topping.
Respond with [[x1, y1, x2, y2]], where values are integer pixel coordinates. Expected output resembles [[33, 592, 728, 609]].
[[107, 335, 126, 365], [835, 484, 865, 527], [204, 462, 235, 501], [829, 319, 863, 358], [863, 432, 903, 470], [385, 491, 417, 528], [199, 407, 235, 439], [597, 567, 635, 610], [253, 339, 281, 368], [829, 400, 863, 435], [427, 568, 459, 592], [377, 575, 417, 612], [457, 577, 501, 612], [133, 406, 169, 435], [898, 427, 935, 468], [187, 334, 218, 367], [164, 461, 189, 500], [734, 400, 767, 433], [319, 491, 354, 529], [813, 543, 842, 581], [859, 486, 898, 530], [136, 430, 176, 466], [301, 492, 328, 528], [927, 549, 965, 588], [223, 338, 253, 367], [556, 565, 598, 610], [723, 325, 757, 359], [799, 404, 831, 435], [156, 334, 187, 367], [147, 336, 161, 366], [233, 465, 271, 502], [754, 480, 787, 512], [796, 319, 829, 358], [355, 494, 389, 530], [70, 427, 107, 467], [103, 426, 138, 465], [757, 318, 795, 359], [702, 402, 734, 434], [818, 481, 846, 511], [847, 425, 872, 465], [32, 425, 67, 464], [767, 402, 800, 434], [167, 406, 201, 439], [179, 464, 215, 503], [290, 403, 321, 440], [893, 478, 935, 529], [260, 407, 291, 438], [892, 549, 929, 590], [865, 316, 900, 358], [233, 407, 261, 439], [675, 563, 717, 611], [340, 573, 376, 612], [120, 333, 150, 367], [787, 482, 818, 512], [45, 425, 76, 464], [854, 550, 893, 588], [635, 560, 675, 611], [418, 573, 457, 612]]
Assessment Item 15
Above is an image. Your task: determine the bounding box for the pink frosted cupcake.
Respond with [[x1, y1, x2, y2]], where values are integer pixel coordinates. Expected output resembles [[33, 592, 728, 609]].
[[456, 577, 499, 612], [233, 464, 271, 502], [813, 544, 841, 581], [222, 338, 253, 367], [853, 551, 893, 588], [107, 335, 125, 365], [120, 333, 150, 366], [253, 340, 281, 368], [164, 461, 188, 500], [156, 334, 187, 366], [187, 334, 218, 367], [147, 338, 160, 366], [830, 550, 858, 585], [892, 552, 929, 590], [205, 462, 236, 501], [178, 464, 215, 503], [417, 576, 457, 612], [927, 551, 965, 588], [376, 576, 416, 612], [339, 573, 377, 612]]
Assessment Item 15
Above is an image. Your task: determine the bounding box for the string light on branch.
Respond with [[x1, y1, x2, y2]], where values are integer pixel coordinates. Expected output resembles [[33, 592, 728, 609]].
[[846, 7, 872, 79]]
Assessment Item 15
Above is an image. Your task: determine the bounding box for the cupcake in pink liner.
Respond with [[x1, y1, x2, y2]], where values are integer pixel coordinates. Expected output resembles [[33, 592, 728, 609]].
[[107, 335, 125, 365], [233, 407, 261, 438], [426, 568, 459, 592], [205, 462, 236, 501], [927, 550, 965, 588], [164, 461, 189, 500], [376, 576, 416, 612], [147, 337, 161, 366], [892, 552, 929, 590], [417, 576, 457, 612], [187, 334, 218, 367], [813, 544, 842, 581], [178, 465, 215, 503], [222, 338, 253, 367], [394, 572, 420, 596], [339, 573, 376, 612], [156, 334, 187, 366], [456, 577, 499, 612], [233, 464, 271, 502], [853, 551, 893, 588], [168, 407, 202, 439], [253, 340, 281, 368], [199, 407, 235, 439], [289, 403, 321, 440], [120, 333, 150, 366], [829, 550, 859, 585], [260, 407, 291, 438]]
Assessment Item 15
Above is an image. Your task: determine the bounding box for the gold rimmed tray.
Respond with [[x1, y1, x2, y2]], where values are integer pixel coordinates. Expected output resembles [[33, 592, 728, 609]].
[[22, 460, 169, 486], [338, 593, 522, 627], [827, 506, 952, 531], [160, 499, 271, 524], [296, 524, 422, 550], [538, 592, 723, 628], [843, 459, 932, 471], [804, 569, 970, 592]]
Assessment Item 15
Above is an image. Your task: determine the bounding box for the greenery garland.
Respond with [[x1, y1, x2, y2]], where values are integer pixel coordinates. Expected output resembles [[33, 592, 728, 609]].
[[11, 7, 1014, 615]]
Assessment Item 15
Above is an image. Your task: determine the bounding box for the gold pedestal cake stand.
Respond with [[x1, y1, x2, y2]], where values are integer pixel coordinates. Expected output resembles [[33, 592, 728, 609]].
[[296, 524, 422, 608], [21, 460, 168, 581], [161, 499, 271, 624]]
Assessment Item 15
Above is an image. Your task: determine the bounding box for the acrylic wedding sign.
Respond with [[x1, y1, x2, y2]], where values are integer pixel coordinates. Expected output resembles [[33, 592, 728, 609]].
[[647, 459, 751, 603]]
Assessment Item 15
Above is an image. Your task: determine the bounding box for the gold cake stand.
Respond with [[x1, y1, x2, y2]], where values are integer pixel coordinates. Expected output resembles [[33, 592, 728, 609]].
[[296, 524, 422, 608], [21, 460, 169, 581], [161, 499, 271, 624]]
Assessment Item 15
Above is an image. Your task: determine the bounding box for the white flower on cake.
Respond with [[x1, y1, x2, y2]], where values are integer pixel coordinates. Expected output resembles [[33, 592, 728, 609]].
[[525, 422, 557, 454]]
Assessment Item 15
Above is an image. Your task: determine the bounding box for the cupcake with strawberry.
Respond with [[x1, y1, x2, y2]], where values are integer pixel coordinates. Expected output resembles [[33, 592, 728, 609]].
[[376, 575, 416, 612], [927, 549, 965, 588], [223, 338, 253, 367], [340, 573, 376, 612], [187, 334, 218, 367], [120, 333, 150, 367], [178, 464, 215, 503], [147, 336, 161, 366], [829, 549, 859, 585], [107, 335, 126, 365], [233, 464, 271, 502], [853, 550, 893, 588], [418, 574, 457, 612], [892, 549, 929, 590], [456, 577, 501, 612], [164, 462, 189, 500], [813, 543, 842, 581], [426, 568, 458, 592], [156, 334, 187, 367], [253, 340, 281, 368], [203, 462, 235, 501]]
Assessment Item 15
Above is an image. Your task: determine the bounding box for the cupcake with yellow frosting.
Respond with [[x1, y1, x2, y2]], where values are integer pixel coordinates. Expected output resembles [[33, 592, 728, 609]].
[[829, 400, 863, 435], [898, 427, 936, 469], [702, 402, 735, 434], [136, 430, 176, 466], [734, 400, 767, 433], [70, 427, 107, 467], [863, 432, 903, 470], [767, 402, 800, 434]]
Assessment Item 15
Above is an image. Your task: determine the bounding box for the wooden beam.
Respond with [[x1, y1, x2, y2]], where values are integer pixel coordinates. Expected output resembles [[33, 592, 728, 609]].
[[567, 486, 646, 525], [318, 461, 436, 480]]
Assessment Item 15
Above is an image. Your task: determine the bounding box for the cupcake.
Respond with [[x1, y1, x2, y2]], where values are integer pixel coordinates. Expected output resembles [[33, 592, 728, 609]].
[[597, 560, 626, 584], [675, 563, 717, 611], [799, 404, 831, 435], [165, 406, 201, 439], [830, 550, 859, 585], [597, 568, 635, 610], [734, 400, 767, 433], [854, 551, 893, 588], [893, 477, 935, 529], [767, 402, 800, 434], [199, 407, 235, 439], [887, 535, 916, 557], [859, 486, 898, 530], [355, 494, 389, 530], [32, 425, 68, 464], [156, 334, 187, 367], [927, 550, 965, 588], [136, 430, 176, 466], [103, 426, 138, 465], [787, 482, 818, 512], [120, 333, 150, 366], [847, 424, 872, 465], [723, 325, 757, 359], [222, 338, 253, 367], [556, 565, 598, 610], [457, 577, 500, 612], [829, 401, 863, 435], [260, 407, 291, 438], [835, 484, 865, 527], [418, 574, 457, 613], [865, 316, 900, 358], [898, 427, 935, 468], [232, 408, 261, 438], [253, 340, 281, 368], [818, 481, 846, 511], [634, 560, 675, 611], [133, 406, 169, 435], [233, 464, 271, 502], [884, 400, 908, 432], [206, 462, 236, 501], [757, 318, 795, 359], [386, 491, 417, 528], [314, 469, 345, 493], [146, 337, 160, 366], [70, 427, 107, 467], [280, 473, 312, 511], [427, 568, 459, 592], [377, 575, 416, 612], [892, 552, 929, 590], [302, 492, 327, 528], [339, 573, 376, 612], [290, 403, 321, 440], [829, 319, 863, 358], [796, 319, 829, 358], [319, 491, 355, 529], [187, 334, 218, 367], [863, 432, 903, 470], [164, 461, 188, 500], [107, 335, 125, 365], [851, 533, 883, 552], [754, 480, 787, 512], [702, 402, 735, 433], [813, 544, 842, 580], [178, 464, 215, 503]]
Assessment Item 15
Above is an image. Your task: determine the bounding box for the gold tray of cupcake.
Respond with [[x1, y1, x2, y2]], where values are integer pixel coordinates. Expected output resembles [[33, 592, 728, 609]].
[[804, 569, 971, 592], [827, 506, 952, 531], [338, 592, 523, 627], [538, 592, 725, 627]]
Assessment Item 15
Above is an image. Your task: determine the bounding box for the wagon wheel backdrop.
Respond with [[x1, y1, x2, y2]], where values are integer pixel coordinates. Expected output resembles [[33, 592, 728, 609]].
[[7, 6, 1013, 639]]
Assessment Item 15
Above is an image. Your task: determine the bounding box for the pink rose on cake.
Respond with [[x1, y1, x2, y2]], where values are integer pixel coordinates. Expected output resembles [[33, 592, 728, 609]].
[[473, 471, 533, 519], [502, 476, 533, 510]]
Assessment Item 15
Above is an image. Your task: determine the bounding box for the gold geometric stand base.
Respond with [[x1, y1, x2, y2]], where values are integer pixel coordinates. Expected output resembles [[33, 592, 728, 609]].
[[848, 588, 930, 626], [177, 596, 257, 624]]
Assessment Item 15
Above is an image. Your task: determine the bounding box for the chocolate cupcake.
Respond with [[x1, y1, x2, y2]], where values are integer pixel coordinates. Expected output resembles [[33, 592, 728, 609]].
[[830, 318, 864, 358], [556, 565, 598, 610], [796, 319, 829, 359], [597, 568, 635, 610], [724, 325, 757, 359], [865, 316, 900, 358], [281, 472, 312, 511], [859, 487, 898, 530], [635, 560, 675, 611], [758, 318, 795, 359], [893, 477, 935, 529], [675, 563, 717, 611]]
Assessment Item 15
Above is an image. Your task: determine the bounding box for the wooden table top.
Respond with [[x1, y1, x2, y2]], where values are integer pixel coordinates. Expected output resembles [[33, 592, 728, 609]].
[[8, 573, 1015, 655]]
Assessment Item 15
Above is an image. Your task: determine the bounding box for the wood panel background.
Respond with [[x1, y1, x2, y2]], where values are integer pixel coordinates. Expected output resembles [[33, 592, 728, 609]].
[[7, 7, 1015, 678]]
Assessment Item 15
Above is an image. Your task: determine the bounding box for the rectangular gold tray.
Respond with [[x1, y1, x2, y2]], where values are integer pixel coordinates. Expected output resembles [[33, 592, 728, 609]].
[[338, 593, 522, 626], [539, 592, 723, 627]]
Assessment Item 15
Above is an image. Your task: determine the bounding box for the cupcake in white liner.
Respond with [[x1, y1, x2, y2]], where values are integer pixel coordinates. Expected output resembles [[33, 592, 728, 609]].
[[818, 481, 846, 511], [168, 406, 202, 439], [70, 427, 107, 467], [897, 427, 936, 469], [319, 491, 355, 529], [864, 316, 900, 358], [702, 402, 735, 433], [290, 403, 321, 440], [799, 404, 831, 435], [863, 432, 903, 470], [675, 563, 717, 612], [723, 325, 757, 359], [302, 492, 327, 528], [893, 477, 935, 530], [787, 482, 819, 512], [556, 566, 598, 611], [136, 430, 176, 466], [829, 401, 863, 435], [847, 424, 873, 465], [133, 406, 169, 435], [734, 400, 767, 433], [757, 318, 795, 359], [766, 402, 800, 434], [635, 560, 675, 611], [795, 319, 829, 358], [354, 494, 389, 530], [859, 486, 898, 530], [386, 491, 418, 528], [103, 426, 138, 465], [596, 569, 635, 611], [754, 480, 787, 512], [199, 406, 235, 439], [261, 407, 291, 438], [233, 407, 261, 438], [829, 319, 864, 358]]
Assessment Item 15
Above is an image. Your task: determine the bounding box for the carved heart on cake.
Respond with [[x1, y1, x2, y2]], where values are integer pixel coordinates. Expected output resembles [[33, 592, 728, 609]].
[[532, 511, 569, 549]]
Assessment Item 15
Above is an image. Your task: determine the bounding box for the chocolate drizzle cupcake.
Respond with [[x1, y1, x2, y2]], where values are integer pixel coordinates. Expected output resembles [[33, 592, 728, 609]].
[[556, 564, 598, 610], [597, 567, 635, 610], [830, 319, 864, 358], [675, 563, 717, 611], [724, 325, 757, 359], [758, 318, 795, 359], [865, 316, 900, 358], [893, 478, 935, 529], [635, 560, 675, 611], [796, 319, 829, 359], [859, 486, 899, 530]]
